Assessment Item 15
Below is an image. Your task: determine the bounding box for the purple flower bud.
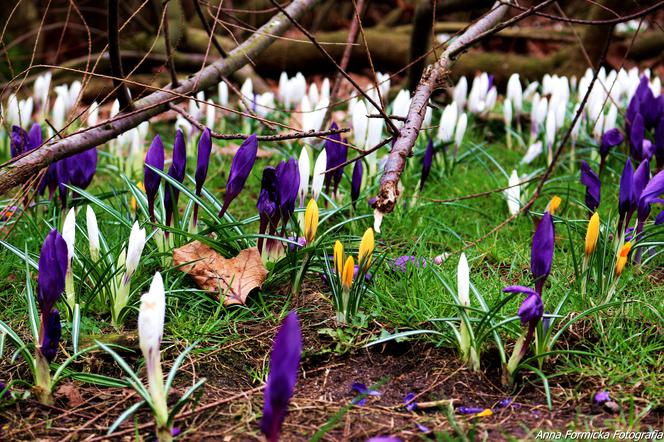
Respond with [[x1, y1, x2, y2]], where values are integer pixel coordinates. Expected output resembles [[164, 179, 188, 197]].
[[531, 212, 554, 294], [28, 123, 42, 150], [276, 158, 300, 227], [637, 170, 664, 224], [257, 167, 280, 254], [38, 230, 68, 315], [351, 383, 381, 406], [625, 94, 640, 136], [351, 159, 363, 209], [389, 255, 426, 272], [629, 113, 645, 162], [324, 123, 347, 196], [457, 407, 486, 414], [403, 392, 417, 411], [420, 136, 434, 190], [593, 391, 610, 405], [165, 130, 187, 227], [636, 76, 659, 127], [144, 135, 165, 221], [517, 292, 544, 325], [219, 134, 258, 218], [261, 311, 302, 442], [67, 147, 98, 190], [599, 128, 624, 169], [619, 159, 636, 223], [580, 161, 600, 215], [40, 309, 61, 363], [633, 159, 650, 202], [195, 128, 212, 195], [10, 126, 29, 158], [657, 117, 664, 170]]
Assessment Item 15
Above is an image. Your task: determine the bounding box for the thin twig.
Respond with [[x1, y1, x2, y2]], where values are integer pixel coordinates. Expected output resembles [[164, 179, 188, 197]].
[[193, 0, 228, 57]]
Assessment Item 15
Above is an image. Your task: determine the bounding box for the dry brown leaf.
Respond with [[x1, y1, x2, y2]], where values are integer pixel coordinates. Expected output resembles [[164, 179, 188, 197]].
[[173, 241, 268, 306], [56, 382, 84, 408]]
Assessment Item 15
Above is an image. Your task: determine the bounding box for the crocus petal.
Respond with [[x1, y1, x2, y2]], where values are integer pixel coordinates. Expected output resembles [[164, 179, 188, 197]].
[[144, 135, 165, 220], [420, 137, 434, 190], [580, 161, 601, 213], [503, 285, 538, 297], [219, 134, 258, 217], [531, 212, 554, 293], [297, 147, 310, 204], [629, 113, 645, 162], [457, 253, 470, 307], [40, 309, 61, 362], [38, 230, 68, 314], [599, 128, 623, 159], [164, 130, 187, 226], [637, 169, 664, 222], [261, 311, 302, 442], [517, 292, 544, 325], [138, 272, 166, 360], [505, 170, 520, 215], [593, 391, 610, 405], [311, 150, 327, 201], [351, 159, 363, 208], [619, 159, 636, 220]]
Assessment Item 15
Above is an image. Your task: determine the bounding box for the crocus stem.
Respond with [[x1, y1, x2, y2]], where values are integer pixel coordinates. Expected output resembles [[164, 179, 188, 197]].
[[65, 265, 75, 313], [34, 350, 53, 405], [506, 127, 512, 150], [291, 252, 310, 301], [147, 353, 170, 442], [112, 278, 130, 329], [580, 255, 589, 301]]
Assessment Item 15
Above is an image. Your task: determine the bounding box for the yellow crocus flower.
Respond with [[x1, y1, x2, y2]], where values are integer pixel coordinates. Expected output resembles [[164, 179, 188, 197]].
[[334, 240, 344, 275], [131, 182, 145, 213], [585, 212, 600, 256], [615, 242, 632, 276], [547, 195, 562, 215], [358, 228, 374, 270], [304, 199, 319, 244], [342, 256, 354, 290]]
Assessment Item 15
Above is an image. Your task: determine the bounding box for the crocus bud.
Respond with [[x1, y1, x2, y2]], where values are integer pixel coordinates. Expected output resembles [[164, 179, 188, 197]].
[[218, 81, 229, 106], [547, 195, 561, 215], [144, 135, 165, 222], [125, 222, 146, 282], [351, 100, 368, 148], [585, 212, 600, 257], [297, 147, 310, 206], [619, 159, 635, 224], [164, 130, 187, 228], [457, 253, 470, 307], [333, 240, 344, 276], [38, 230, 68, 315], [503, 98, 513, 127], [517, 291, 544, 326], [629, 113, 645, 162], [437, 104, 458, 143], [615, 242, 632, 276], [62, 208, 76, 262], [505, 170, 520, 216], [261, 311, 302, 442], [86, 206, 100, 262], [10, 126, 29, 158], [507, 74, 523, 118], [580, 161, 601, 215], [420, 137, 434, 191], [276, 158, 300, 227], [351, 159, 363, 209], [454, 113, 467, 149], [138, 272, 168, 427], [303, 199, 319, 244], [193, 128, 212, 227], [219, 134, 258, 218], [311, 150, 327, 201], [342, 256, 355, 290], [358, 228, 374, 270], [531, 212, 554, 294]]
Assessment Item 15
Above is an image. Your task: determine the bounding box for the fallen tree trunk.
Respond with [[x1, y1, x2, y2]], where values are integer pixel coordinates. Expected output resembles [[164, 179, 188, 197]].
[[0, 0, 316, 196]]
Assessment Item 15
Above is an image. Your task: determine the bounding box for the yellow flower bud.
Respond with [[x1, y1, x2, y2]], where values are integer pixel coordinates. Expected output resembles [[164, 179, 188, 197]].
[[585, 212, 600, 256], [333, 240, 344, 276], [547, 195, 562, 215], [615, 242, 632, 276], [131, 182, 145, 213], [304, 199, 319, 244], [342, 256, 354, 290], [358, 228, 374, 270]]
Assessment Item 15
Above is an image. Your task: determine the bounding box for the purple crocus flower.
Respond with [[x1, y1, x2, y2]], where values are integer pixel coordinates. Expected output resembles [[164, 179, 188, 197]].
[[275, 158, 300, 229], [636, 76, 659, 127], [38, 163, 59, 199], [351, 383, 381, 406], [144, 135, 165, 222], [655, 117, 664, 171], [517, 291, 544, 325], [594, 391, 610, 405], [599, 128, 623, 171], [164, 129, 187, 228], [531, 212, 554, 294], [28, 123, 42, 150], [629, 113, 645, 162], [403, 392, 417, 411], [219, 134, 258, 218], [625, 92, 640, 138], [257, 167, 280, 254], [618, 159, 636, 229], [351, 159, 363, 209], [366, 438, 401, 442], [324, 123, 347, 196], [656, 209, 664, 225], [192, 128, 212, 227], [636, 170, 664, 229], [260, 311, 302, 442], [40, 309, 61, 363], [580, 161, 600, 215], [9, 126, 29, 158], [457, 407, 486, 414], [66, 148, 98, 191], [37, 229, 68, 315], [420, 136, 434, 190], [633, 159, 650, 203], [389, 255, 427, 272]]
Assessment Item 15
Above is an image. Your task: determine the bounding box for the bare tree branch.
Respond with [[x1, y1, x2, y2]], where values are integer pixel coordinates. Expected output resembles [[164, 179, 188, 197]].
[[0, 0, 317, 196], [107, 0, 134, 111]]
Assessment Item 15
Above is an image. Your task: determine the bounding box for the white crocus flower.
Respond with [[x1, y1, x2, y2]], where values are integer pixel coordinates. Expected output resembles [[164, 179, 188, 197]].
[[423, 105, 433, 128], [218, 81, 229, 106], [545, 110, 557, 150], [125, 222, 146, 282], [437, 103, 458, 143], [377, 72, 391, 99], [604, 104, 617, 133], [365, 115, 383, 174], [86, 206, 100, 262], [311, 150, 327, 201], [308, 83, 319, 107], [5, 94, 20, 126], [63, 208, 76, 308], [521, 141, 543, 165], [453, 113, 467, 150], [506, 73, 522, 119], [298, 147, 310, 206], [458, 253, 470, 307], [522, 81, 539, 101], [278, 72, 289, 104], [87, 102, 99, 127], [240, 78, 254, 109], [175, 115, 193, 140], [138, 272, 168, 428], [351, 100, 368, 147], [503, 98, 513, 127], [391, 89, 411, 128], [188, 99, 201, 122], [67, 81, 82, 111], [453, 76, 468, 111], [33, 72, 51, 112], [505, 170, 520, 216], [206, 99, 216, 128], [110, 99, 120, 119], [320, 78, 330, 104], [484, 87, 497, 114], [592, 113, 605, 142]]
